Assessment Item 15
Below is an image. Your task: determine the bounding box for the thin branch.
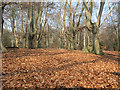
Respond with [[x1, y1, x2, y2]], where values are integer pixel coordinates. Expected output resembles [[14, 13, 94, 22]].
[[83, 2, 89, 12]]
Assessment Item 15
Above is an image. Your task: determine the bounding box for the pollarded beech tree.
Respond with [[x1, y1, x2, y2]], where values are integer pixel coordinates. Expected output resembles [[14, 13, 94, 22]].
[[83, 1, 105, 54]]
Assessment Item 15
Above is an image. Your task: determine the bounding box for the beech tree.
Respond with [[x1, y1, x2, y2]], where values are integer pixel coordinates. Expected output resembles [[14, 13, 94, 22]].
[[0, 2, 11, 52], [83, 1, 105, 54], [10, 4, 18, 47]]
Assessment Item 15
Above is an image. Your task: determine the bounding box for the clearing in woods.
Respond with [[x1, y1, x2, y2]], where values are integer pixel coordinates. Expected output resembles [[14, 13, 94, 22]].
[[2, 48, 119, 88]]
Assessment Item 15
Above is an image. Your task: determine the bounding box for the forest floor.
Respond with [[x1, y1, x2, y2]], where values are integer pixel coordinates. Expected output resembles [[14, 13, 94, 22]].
[[1, 48, 119, 89]]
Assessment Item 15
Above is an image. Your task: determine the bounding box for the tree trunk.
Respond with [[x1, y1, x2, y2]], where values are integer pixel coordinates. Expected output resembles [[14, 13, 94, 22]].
[[13, 24, 18, 47], [60, 31, 63, 48], [28, 2, 32, 49], [16, 19, 19, 47], [29, 3, 37, 49], [92, 23, 101, 54], [47, 24, 49, 48], [59, 8, 64, 49], [13, 20, 18, 47], [14, 34, 18, 47], [83, 29, 86, 49], [82, 29, 88, 53], [25, 12, 29, 48], [0, 3, 7, 52], [79, 31, 82, 49], [118, 2, 120, 51], [34, 2, 41, 48], [0, 3, 2, 87], [71, 1, 79, 50], [93, 33, 100, 54], [71, 30, 76, 50], [68, 0, 72, 50], [63, 1, 68, 49], [32, 35, 37, 49], [11, 39, 14, 47], [31, 3, 35, 49], [10, 4, 18, 48], [0, 3, 2, 51]]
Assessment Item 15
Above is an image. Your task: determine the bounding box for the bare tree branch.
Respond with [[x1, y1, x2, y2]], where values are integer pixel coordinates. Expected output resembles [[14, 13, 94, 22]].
[[96, 1, 105, 27], [99, 5, 115, 27]]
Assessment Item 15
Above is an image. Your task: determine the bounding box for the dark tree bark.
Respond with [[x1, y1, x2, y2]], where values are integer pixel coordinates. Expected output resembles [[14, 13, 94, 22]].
[[0, 3, 7, 52]]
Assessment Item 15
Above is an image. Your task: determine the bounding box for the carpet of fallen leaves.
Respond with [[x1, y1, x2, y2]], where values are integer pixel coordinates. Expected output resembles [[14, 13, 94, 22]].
[[1, 48, 119, 88]]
